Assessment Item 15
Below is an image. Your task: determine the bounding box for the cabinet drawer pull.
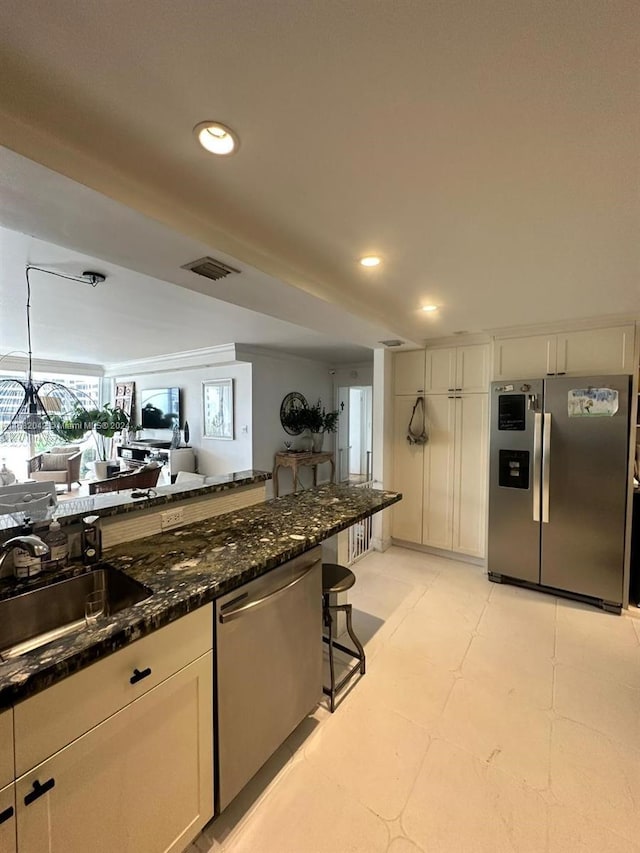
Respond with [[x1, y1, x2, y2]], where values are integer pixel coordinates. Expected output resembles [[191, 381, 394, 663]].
[[24, 778, 55, 806], [0, 805, 14, 824], [130, 666, 152, 684]]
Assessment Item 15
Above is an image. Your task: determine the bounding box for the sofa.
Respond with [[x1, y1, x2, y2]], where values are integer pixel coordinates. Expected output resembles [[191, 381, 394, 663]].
[[27, 446, 83, 492]]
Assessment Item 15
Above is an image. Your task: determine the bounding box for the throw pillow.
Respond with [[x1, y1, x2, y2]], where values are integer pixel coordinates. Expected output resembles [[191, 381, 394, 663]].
[[42, 453, 70, 471]]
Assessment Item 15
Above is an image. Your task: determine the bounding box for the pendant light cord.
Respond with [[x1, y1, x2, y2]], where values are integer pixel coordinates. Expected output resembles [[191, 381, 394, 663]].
[[24, 265, 105, 382], [25, 267, 34, 384]]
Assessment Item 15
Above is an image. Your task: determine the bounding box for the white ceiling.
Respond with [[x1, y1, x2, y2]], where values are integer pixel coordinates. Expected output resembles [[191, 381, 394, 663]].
[[0, 0, 638, 343], [0, 222, 387, 365]]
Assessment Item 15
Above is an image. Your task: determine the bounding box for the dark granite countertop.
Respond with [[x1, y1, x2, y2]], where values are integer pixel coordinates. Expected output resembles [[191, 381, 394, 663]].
[[0, 483, 401, 709], [0, 469, 272, 539]]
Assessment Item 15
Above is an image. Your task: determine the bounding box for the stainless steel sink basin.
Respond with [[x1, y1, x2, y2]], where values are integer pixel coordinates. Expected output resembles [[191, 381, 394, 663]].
[[0, 566, 152, 661]]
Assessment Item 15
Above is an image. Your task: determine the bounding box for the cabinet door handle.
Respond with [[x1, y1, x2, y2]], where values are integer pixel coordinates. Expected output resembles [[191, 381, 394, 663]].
[[130, 666, 152, 685], [24, 778, 55, 806], [0, 805, 14, 824]]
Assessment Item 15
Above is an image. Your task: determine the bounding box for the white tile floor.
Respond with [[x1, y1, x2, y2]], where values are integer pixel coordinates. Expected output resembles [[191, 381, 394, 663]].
[[188, 546, 640, 853]]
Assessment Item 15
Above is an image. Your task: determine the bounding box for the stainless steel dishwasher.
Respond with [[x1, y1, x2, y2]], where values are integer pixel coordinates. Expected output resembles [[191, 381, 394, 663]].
[[215, 546, 322, 811]]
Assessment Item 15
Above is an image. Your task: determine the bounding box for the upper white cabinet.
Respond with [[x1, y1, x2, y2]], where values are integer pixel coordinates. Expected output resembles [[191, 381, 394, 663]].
[[394, 350, 426, 395], [424, 345, 489, 393], [493, 334, 556, 380], [493, 325, 636, 380], [557, 326, 635, 375], [424, 348, 456, 394], [454, 345, 490, 392], [396, 344, 489, 396]]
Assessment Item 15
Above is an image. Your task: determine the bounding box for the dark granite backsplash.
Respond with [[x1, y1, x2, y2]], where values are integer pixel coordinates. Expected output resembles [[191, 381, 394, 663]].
[[0, 484, 401, 709]]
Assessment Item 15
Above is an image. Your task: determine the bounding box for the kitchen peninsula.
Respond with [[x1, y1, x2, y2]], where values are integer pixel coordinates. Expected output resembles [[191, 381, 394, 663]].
[[0, 469, 272, 540], [0, 484, 400, 853]]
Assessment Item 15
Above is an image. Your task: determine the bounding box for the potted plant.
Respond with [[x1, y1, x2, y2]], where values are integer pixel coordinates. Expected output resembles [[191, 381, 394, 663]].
[[53, 403, 129, 479], [302, 400, 339, 452]]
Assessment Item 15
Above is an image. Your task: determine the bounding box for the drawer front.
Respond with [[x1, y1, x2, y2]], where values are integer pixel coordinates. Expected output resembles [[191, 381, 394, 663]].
[[0, 782, 16, 853], [0, 709, 14, 789], [15, 604, 212, 776]]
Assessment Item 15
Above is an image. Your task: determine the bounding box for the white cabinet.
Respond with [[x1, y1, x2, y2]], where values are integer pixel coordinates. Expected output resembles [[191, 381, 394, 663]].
[[11, 606, 214, 853], [0, 783, 16, 853], [393, 350, 426, 395], [396, 345, 489, 396], [493, 325, 636, 380], [15, 605, 212, 776], [422, 395, 456, 549], [557, 326, 635, 375], [493, 334, 556, 380], [16, 652, 213, 853], [420, 394, 488, 558], [0, 709, 14, 789], [393, 343, 489, 556], [425, 345, 489, 393], [451, 394, 488, 557], [392, 396, 424, 543], [454, 345, 490, 392], [424, 348, 456, 394]]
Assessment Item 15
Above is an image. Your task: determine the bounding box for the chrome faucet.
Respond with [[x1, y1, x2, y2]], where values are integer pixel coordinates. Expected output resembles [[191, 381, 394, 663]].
[[0, 536, 50, 576]]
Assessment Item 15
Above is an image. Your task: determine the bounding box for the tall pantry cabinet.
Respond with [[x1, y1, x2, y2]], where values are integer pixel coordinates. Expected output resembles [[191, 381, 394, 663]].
[[392, 345, 489, 558]]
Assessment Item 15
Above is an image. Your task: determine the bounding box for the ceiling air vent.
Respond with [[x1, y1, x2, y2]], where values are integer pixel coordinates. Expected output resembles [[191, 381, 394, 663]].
[[181, 256, 240, 282], [379, 339, 405, 348]]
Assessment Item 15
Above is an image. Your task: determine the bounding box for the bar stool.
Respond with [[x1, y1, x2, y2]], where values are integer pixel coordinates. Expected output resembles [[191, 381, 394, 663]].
[[322, 563, 366, 712]]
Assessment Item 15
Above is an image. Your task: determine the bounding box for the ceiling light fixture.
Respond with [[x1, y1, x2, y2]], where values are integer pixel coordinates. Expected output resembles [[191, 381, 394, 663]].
[[421, 304, 438, 313], [359, 256, 381, 267], [193, 121, 239, 155], [0, 266, 105, 444]]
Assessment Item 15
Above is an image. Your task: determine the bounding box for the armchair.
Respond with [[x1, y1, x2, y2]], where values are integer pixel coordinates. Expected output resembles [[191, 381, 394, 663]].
[[27, 446, 83, 492]]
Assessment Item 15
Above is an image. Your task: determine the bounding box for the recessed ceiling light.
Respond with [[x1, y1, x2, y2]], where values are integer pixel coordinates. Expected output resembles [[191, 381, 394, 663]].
[[359, 256, 381, 267], [193, 121, 239, 155], [421, 304, 438, 312]]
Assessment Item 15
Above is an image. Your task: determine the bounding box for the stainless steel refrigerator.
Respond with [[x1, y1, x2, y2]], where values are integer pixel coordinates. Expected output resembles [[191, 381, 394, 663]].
[[488, 375, 630, 611]]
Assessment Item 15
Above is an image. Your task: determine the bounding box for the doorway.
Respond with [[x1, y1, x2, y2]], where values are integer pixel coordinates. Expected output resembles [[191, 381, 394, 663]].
[[336, 385, 372, 485]]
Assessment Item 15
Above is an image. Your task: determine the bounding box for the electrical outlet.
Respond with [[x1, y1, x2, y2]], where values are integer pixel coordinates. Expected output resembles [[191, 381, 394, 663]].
[[160, 507, 185, 530]]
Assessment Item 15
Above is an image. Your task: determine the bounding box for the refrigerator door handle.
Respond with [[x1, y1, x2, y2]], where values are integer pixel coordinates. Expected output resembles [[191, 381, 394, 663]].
[[542, 413, 551, 524], [533, 412, 542, 522]]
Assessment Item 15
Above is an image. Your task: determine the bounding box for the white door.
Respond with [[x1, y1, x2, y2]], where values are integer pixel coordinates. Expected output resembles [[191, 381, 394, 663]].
[[422, 395, 456, 550], [394, 351, 426, 395], [425, 348, 456, 394], [455, 344, 489, 392], [493, 335, 557, 379], [0, 783, 16, 853], [452, 394, 489, 557], [392, 396, 424, 543], [557, 325, 635, 375], [16, 652, 213, 853]]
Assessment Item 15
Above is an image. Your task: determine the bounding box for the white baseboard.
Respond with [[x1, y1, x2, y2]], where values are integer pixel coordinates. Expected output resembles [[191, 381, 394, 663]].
[[391, 538, 487, 568]]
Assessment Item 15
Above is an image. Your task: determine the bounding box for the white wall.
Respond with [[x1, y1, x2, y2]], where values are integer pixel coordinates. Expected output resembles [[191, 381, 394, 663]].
[[246, 350, 334, 497], [116, 363, 253, 476]]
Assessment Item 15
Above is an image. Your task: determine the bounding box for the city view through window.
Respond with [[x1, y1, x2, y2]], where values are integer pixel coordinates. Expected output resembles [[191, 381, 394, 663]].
[[0, 372, 101, 482]]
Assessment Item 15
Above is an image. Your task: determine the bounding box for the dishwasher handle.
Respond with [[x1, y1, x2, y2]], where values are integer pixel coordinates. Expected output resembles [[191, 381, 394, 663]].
[[219, 557, 320, 623]]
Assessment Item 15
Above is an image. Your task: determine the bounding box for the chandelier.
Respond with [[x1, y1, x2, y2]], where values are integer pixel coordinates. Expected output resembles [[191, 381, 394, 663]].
[[0, 266, 106, 445]]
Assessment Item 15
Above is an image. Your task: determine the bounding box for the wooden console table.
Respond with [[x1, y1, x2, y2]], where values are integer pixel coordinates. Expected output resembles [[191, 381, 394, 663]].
[[272, 451, 335, 497]]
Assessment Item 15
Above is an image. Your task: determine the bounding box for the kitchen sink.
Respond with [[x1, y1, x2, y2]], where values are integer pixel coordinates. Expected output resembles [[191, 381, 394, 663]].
[[0, 566, 152, 661]]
